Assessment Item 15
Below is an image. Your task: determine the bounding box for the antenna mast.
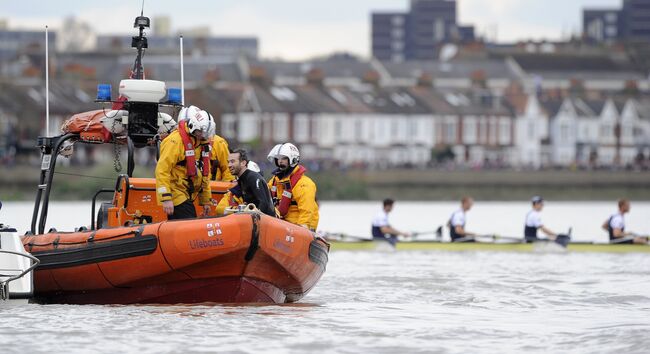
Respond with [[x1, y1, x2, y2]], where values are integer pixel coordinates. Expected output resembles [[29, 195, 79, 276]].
[[131, 3, 150, 79], [180, 35, 185, 105], [45, 25, 50, 136]]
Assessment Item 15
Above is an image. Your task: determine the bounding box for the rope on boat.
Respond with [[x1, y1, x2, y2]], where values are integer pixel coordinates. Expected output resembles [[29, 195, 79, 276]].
[[53, 171, 116, 181]]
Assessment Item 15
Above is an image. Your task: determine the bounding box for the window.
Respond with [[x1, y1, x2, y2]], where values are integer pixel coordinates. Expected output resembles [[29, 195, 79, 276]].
[[273, 115, 288, 142], [463, 118, 476, 144], [434, 18, 445, 42], [446, 121, 457, 143], [335, 120, 342, 141], [294, 115, 310, 143], [499, 119, 511, 145], [528, 121, 536, 140], [601, 124, 612, 138], [606, 26, 617, 37], [270, 86, 296, 101], [409, 120, 418, 138], [223, 114, 236, 139], [356, 119, 363, 140], [391, 53, 404, 62], [560, 124, 570, 143]]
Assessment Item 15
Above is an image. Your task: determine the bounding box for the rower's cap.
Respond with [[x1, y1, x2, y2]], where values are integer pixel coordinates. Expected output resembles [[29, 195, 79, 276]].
[[531, 196, 544, 204]]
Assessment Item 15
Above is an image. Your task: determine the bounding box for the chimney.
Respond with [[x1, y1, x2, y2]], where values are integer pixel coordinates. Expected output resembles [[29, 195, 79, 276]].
[[249, 66, 270, 86], [622, 80, 639, 97], [306, 68, 324, 87], [204, 68, 220, 83], [417, 72, 433, 87], [363, 70, 381, 88], [470, 69, 487, 88]]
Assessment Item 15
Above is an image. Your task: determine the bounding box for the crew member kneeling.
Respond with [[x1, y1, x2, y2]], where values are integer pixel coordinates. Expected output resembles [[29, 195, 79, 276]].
[[267, 143, 319, 231]]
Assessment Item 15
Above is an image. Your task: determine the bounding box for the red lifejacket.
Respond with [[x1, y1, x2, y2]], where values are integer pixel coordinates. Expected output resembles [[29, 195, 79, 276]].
[[271, 165, 306, 217], [178, 120, 210, 178]]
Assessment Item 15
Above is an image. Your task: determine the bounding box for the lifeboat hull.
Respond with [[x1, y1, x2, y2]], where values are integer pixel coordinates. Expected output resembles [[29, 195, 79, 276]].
[[22, 213, 329, 305]]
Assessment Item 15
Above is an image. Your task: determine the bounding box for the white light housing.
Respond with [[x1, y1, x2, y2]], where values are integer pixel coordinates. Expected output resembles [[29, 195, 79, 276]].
[[118, 79, 166, 103]]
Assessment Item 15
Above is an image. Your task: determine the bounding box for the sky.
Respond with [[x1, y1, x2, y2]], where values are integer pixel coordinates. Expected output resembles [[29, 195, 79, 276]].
[[1, 0, 622, 60]]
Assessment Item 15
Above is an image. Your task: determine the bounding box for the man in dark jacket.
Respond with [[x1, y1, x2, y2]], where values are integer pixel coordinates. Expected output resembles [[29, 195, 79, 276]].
[[227, 149, 275, 216]]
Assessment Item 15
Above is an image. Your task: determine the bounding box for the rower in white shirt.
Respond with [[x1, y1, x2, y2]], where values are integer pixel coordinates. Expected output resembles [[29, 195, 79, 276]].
[[449, 196, 477, 242], [602, 199, 648, 244], [524, 196, 558, 242], [371, 198, 411, 246]]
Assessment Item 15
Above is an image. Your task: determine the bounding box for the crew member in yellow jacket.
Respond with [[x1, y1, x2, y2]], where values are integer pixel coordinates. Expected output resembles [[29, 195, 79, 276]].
[[215, 161, 262, 215], [155, 105, 213, 220], [267, 143, 319, 230], [207, 121, 234, 182]]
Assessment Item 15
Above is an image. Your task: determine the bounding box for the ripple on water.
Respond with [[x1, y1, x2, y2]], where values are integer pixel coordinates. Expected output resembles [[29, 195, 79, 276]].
[[2, 252, 650, 353]]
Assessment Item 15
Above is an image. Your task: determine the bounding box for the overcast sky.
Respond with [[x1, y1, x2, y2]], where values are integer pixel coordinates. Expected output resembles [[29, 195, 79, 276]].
[[1, 0, 622, 60]]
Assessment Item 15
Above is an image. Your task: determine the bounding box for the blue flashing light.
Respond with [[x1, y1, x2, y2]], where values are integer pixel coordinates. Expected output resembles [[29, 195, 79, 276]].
[[96, 84, 112, 101], [167, 88, 182, 105]]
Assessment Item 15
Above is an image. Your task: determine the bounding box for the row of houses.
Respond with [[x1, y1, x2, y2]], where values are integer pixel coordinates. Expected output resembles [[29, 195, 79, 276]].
[[185, 78, 650, 169], [2, 52, 650, 168]]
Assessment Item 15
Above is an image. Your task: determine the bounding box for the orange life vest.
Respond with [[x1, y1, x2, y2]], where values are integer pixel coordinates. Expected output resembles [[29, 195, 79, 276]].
[[178, 119, 210, 178], [271, 165, 306, 217]]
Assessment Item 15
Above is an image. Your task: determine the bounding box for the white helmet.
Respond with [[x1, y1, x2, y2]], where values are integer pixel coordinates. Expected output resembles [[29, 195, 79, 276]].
[[157, 112, 177, 135], [247, 161, 261, 173], [179, 105, 213, 137], [267, 144, 282, 164], [268, 143, 300, 167]]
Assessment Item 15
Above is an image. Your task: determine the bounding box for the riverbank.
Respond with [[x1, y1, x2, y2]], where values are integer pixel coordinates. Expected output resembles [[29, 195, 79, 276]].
[[335, 169, 650, 201], [2, 164, 649, 201]]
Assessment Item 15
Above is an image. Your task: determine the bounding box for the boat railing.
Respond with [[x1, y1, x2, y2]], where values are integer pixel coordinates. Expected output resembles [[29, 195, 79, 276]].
[[0, 250, 40, 301]]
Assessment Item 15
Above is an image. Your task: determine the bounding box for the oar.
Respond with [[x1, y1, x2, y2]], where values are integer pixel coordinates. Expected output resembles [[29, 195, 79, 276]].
[[481, 234, 525, 243], [318, 231, 373, 242], [412, 226, 443, 238], [606, 231, 650, 244]]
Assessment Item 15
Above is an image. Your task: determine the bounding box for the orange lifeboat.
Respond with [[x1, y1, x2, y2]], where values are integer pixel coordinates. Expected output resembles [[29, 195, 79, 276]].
[[22, 177, 329, 304], [22, 12, 328, 305]]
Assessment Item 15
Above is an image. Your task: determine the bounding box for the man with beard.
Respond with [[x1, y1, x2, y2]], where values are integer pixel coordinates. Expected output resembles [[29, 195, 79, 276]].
[[215, 161, 262, 215], [267, 143, 319, 231], [227, 149, 275, 216]]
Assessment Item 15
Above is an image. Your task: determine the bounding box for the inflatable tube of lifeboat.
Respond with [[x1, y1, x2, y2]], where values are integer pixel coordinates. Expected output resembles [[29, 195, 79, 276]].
[[22, 212, 329, 304]]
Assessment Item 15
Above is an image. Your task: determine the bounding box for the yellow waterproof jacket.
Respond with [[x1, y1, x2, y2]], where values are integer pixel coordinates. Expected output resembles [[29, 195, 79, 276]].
[[268, 166, 319, 230], [155, 128, 211, 206], [211, 135, 234, 182], [215, 190, 244, 215]]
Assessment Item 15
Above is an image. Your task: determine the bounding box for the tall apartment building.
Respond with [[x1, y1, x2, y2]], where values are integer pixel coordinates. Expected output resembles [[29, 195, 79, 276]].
[[583, 0, 650, 43], [583, 9, 621, 43], [620, 0, 650, 41], [371, 0, 474, 62]]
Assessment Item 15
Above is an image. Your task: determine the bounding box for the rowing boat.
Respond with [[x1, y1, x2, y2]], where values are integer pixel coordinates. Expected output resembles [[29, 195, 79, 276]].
[[327, 240, 650, 253]]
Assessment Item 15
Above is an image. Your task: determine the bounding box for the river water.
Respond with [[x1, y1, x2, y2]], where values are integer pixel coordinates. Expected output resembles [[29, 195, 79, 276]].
[[1, 201, 649, 353]]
